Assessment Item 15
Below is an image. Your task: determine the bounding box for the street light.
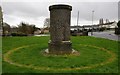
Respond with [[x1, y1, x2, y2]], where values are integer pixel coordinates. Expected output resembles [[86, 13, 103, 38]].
[[91, 10, 94, 35], [77, 11, 79, 31]]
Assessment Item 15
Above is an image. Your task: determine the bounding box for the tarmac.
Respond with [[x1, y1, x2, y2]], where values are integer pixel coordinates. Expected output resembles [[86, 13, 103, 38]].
[[88, 31, 120, 41]]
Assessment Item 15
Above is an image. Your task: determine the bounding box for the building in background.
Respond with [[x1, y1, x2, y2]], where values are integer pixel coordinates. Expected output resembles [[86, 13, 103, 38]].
[[99, 18, 104, 25], [70, 19, 117, 32], [106, 19, 110, 23], [98, 21, 117, 30]]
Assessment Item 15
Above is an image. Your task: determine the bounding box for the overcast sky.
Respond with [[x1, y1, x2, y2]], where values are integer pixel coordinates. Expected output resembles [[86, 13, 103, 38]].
[[0, 0, 119, 28]]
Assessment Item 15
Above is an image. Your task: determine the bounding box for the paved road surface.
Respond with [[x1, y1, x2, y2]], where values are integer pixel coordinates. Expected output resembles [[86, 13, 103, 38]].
[[88, 31, 120, 41], [34, 31, 119, 41]]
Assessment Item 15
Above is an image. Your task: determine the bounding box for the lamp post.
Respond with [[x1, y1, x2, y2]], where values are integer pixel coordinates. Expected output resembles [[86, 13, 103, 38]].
[[77, 11, 79, 31], [91, 10, 94, 35]]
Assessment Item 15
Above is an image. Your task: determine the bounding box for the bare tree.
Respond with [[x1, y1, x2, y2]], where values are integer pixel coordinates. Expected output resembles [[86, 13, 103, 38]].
[[44, 18, 50, 28], [18, 22, 36, 35], [18, 22, 27, 34]]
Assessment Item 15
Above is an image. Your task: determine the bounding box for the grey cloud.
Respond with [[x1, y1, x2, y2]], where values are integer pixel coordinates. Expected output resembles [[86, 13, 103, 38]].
[[1, 2, 50, 18], [71, 2, 118, 21], [0, 1, 118, 27], [2, 2, 118, 19]]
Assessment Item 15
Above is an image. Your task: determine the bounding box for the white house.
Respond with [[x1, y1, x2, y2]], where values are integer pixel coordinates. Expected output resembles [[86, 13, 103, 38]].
[[99, 21, 117, 29]]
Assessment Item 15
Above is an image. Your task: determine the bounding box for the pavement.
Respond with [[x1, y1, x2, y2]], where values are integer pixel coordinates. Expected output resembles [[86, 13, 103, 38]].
[[88, 31, 120, 41]]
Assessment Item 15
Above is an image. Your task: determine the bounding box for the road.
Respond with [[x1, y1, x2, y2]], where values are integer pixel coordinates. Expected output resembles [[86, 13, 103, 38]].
[[34, 31, 120, 41], [88, 31, 120, 41]]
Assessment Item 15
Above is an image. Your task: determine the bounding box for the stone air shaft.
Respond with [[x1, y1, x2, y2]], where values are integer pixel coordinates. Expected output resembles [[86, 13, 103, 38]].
[[48, 4, 72, 54]]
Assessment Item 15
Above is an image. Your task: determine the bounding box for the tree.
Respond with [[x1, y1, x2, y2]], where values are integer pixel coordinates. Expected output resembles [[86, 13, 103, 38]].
[[3, 22, 11, 36], [26, 24, 36, 34], [0, 6, 3, 30], [115, 20, 120, 34], [44, 18, 50, 28], [18, 22, 36, 35], [117, 20, 120, 28], [18, 22, 27, 34]]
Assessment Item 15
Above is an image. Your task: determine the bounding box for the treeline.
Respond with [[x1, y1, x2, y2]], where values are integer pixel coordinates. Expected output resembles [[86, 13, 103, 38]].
[[2, 22, 38, 36]]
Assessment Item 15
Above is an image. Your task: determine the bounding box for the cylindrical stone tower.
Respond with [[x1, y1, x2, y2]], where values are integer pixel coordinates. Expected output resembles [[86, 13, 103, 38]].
[[48, 4, 72, 54]]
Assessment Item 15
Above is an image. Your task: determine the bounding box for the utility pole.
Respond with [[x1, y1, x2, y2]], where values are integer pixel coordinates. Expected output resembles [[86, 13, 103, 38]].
[[91, 10, 94, 35], [77, 11, 79, 31]]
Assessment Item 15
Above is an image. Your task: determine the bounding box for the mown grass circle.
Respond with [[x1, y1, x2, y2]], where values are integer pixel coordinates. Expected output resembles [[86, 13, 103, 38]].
[[3, 43, 116, 72]]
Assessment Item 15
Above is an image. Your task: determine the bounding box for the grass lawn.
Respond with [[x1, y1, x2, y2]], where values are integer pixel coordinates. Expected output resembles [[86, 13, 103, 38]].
[[2, 36, 118, 73]]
